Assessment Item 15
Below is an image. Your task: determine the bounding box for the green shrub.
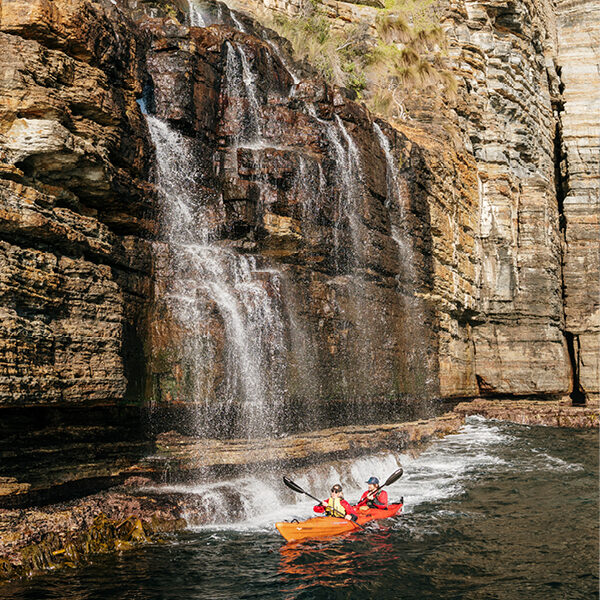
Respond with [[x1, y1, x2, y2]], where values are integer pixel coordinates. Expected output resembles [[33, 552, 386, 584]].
[[261, 0, 457, 120]]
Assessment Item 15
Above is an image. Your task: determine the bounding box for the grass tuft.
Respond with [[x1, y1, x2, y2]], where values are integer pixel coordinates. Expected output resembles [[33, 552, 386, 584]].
[[260, 0, 455, 119]]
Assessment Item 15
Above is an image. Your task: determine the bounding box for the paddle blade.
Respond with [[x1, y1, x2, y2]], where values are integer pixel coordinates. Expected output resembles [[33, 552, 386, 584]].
[[383, 467, 403, 487], [283, 476, 306, 495]]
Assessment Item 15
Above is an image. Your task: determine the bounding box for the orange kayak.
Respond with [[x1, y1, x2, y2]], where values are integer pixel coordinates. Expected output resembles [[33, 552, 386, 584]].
[[275, 502, 403, 542]]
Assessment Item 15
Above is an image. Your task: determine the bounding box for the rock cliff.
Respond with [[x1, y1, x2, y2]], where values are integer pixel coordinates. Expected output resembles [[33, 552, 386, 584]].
[[0, 0, 597, 507], [555, 0, 599, 401], [0, 0, 156, 505], [232, 0, 598, 400]]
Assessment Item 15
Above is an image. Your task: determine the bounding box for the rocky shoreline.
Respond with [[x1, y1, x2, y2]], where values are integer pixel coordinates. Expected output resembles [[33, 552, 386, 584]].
[[454, 398, 599, 429], [0, 412, 463, 581], [2, 405, 597, 582]]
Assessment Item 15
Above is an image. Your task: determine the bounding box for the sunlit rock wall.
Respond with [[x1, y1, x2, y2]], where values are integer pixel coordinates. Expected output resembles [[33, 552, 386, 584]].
[[0, 0, 155, 505], [443, 0, 571, 396], [555, 0, 600, 399]]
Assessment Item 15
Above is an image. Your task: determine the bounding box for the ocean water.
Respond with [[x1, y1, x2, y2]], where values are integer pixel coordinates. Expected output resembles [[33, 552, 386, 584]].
[[2, 418, 598, 599]]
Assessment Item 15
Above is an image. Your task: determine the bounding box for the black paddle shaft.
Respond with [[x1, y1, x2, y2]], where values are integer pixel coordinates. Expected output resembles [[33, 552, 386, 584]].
[[282, 476, 322, 505]]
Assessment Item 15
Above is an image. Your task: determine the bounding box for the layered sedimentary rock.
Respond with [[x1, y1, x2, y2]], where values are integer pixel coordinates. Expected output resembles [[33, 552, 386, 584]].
[[454, 397, 599, 428], [441, 0, 571, 396], [238, 0, 596, 400], [0, 0, 156, 506], [143, 413, 464, 477], [0, 0, 598, 509], [555, 0, 600, 400]]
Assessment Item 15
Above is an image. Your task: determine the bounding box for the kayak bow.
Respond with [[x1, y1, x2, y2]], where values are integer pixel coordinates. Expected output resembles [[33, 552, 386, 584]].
[[275, 502, 403, 542]]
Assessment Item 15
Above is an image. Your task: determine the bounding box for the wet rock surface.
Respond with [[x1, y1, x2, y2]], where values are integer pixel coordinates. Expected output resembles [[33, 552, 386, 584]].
[[140, 413, 465, 478], [454, 398, 599, 428], [0, 489, 187, 581], [143, 7, 476, 424]]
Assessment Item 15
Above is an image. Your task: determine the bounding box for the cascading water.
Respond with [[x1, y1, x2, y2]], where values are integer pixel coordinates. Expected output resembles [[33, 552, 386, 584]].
[[266, 39, 300, 85], [305, 106, 399, 401], [226, 5, 246, 31], [306, 105, 363, 267], [224, 41, 262, 144], [374, 123, 415, 284], [145, 11, 323, 437], [187, 0, 207, 27], [374, 123, 435, 395], [147, 115, 289, 438], [330, 116, 365, 266]]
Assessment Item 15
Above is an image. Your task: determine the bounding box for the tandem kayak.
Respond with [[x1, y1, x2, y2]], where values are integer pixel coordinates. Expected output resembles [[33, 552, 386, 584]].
[[275, 502, 403, 542]]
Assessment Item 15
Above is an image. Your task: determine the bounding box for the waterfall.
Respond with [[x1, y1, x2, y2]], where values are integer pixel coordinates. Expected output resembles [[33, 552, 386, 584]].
[[145, 0, 437, 443], [187, 0, 207, 27], [217, 2, 246, 31], [145, 22, 324, 437], [266, 39, 300, 85], [224, 42, 262, 144], [307, 106, 364, 268], [333, 115, 365, 266], [302, 105, 396, 402], [374, 122, 435, 396], [147, 116, 290, 438], [374, 123, 416, 285], [230, 11, 246, 32]]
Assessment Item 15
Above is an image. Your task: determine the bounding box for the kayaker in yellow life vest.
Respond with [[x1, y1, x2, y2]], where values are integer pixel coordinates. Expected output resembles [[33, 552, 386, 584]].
[[313, 484, 358, 521]]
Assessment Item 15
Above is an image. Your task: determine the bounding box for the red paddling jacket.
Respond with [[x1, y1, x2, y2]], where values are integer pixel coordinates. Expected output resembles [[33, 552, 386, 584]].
[[356, 489, 388, 509]]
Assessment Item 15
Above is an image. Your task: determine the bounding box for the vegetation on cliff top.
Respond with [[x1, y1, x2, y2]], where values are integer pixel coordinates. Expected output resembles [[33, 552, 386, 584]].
[[259, 0, 456, 122]]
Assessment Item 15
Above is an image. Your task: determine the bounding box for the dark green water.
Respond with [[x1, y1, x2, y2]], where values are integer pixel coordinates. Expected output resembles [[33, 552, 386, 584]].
[[2, 418, 598, 599]]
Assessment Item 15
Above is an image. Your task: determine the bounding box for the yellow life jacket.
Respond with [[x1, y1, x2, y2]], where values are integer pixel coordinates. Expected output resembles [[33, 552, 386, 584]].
[[325, 497, 346, 517]]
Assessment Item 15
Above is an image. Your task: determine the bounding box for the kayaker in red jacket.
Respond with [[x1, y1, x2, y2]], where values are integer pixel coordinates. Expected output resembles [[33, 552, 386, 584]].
[[313, 484, 358, 521], [356, 477, 388, 511]]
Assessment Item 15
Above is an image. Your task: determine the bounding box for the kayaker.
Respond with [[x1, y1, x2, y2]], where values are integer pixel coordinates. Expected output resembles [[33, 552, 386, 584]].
[[313, 484, 358, 521], [356, 477, 388, 510]]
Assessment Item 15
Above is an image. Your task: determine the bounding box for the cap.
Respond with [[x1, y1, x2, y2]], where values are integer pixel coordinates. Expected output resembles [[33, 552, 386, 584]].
[[366, 477, 379, 485]]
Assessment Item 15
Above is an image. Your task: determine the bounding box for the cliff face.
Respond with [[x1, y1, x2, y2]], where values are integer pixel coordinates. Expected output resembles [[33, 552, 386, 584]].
[[0, 0, 597, 506], [236, 0, 598, 400], [0, 0, 155, 505], [143, 17, 458, 435], [555, 0, 600, 400], [443, 0, 570, 397]]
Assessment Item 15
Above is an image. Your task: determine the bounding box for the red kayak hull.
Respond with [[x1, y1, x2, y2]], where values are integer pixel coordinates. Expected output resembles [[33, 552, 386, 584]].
[[275, 503, 403, 542]]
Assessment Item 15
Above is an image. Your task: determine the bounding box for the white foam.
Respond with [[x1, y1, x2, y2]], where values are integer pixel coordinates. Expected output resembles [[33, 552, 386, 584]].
[[140, 418, 521, 530]]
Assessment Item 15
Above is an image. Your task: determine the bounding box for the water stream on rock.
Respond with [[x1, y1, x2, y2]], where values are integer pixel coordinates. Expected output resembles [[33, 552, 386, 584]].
[[187, 0, 206, 27], [3, 418, 597, 599], [374, 123, 436, 395], [147, 115, 291, 438]]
